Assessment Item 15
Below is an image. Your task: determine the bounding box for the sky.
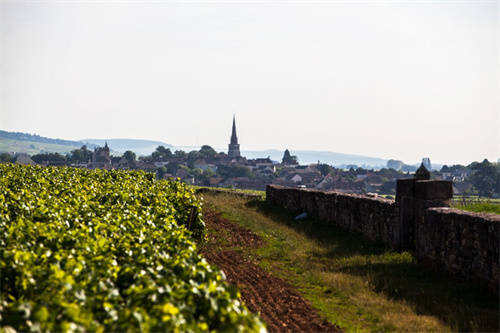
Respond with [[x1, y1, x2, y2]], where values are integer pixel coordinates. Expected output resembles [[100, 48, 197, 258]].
[[0, 0, 498, 165]]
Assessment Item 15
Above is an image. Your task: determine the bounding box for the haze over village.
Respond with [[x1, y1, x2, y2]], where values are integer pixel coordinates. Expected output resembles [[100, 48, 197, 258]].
[[1, 113, 497, 198]]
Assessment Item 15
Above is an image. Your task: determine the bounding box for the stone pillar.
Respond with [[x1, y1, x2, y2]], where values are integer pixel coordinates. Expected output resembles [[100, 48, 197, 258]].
[[396, 178, 416, 250], [396, 177, 453, 250]]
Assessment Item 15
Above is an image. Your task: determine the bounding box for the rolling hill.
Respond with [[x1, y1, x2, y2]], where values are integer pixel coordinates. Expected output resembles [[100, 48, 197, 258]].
[[0, 130, 96, 155], [1, 130, 390, 168], [241, 149, 388, 168]]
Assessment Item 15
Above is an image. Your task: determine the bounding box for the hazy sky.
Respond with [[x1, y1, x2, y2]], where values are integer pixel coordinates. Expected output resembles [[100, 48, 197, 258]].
[[1, 0, 498, 164]]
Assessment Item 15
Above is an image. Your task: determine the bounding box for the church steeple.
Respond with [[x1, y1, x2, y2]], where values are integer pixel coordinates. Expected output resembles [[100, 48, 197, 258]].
[[228, 115, 241, 158], [230, 115, 238, 145]]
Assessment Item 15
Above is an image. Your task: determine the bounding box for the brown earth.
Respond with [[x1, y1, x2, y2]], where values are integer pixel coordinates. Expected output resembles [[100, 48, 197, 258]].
[[201, 208, 341, 332]]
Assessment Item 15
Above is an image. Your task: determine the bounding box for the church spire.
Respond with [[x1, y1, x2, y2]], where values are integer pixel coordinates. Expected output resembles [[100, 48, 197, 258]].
[[228, 115, 241, 158], [230, 115, 238, 144]]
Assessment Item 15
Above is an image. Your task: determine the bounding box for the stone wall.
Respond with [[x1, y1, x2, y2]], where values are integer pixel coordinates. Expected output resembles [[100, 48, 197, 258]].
[[417, 208, 499, 293], [266, 186, 401, 248], [266, 184, 499, 293]]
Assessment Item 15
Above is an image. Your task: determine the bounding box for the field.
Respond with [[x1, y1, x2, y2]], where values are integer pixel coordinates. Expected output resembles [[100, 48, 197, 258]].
[[451, 197, 500, 214], [0, 138, 77, 155], [194, 186, 266, 198], [0, 165, 263, 331], [202, 192, 499, 332]]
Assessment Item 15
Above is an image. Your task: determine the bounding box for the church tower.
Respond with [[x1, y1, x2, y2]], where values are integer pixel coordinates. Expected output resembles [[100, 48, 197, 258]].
[[228, 115, 241, 158]]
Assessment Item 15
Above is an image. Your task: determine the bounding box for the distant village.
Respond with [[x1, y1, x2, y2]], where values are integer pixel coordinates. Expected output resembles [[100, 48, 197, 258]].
[[1, 117, 498, 198]]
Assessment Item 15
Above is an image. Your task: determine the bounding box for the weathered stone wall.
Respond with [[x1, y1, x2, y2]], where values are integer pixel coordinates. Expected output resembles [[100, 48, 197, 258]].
[[417, 208, 499, 293], [266, 184, 499, 293], [266, 186, 401, 248]]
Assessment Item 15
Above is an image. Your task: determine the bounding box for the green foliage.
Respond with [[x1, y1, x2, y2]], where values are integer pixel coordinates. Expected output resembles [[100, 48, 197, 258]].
[[31, 153, 67, 164], [468, 159, 499, 197], [151, 146, 172, 162], [217, 165, 253, 179], [199, 145, 217, 160], [0, 165, 263, 332], [453, 202, 500, 214], [156, 166, 168, 179], [173, 150, 186, 159], [0, 153, 13, 163], [68, 146, 93, 164], [317, 163, 333, 177], [122, 150, 136, 162], [452, 197, 500, 214]]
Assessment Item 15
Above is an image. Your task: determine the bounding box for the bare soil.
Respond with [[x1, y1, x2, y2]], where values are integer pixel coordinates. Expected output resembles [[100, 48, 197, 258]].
[[201, 208, 341, 332]]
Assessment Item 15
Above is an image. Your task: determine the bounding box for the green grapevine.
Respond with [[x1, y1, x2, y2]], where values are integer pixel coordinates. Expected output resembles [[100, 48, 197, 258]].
[[0, 164, 264, 332]]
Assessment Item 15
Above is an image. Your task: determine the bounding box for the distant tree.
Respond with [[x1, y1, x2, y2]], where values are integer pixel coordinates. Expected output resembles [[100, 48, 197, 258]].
[[152, 146, 172, 161], [387, 159, 404, 171], [468, 159, 499, 197], [356, 167, 368, 175], [157, 166, 167, 179], [186, 151, 200, 168], [0, 153, 13, 163], [317, 163, 333, 176], [174, 150, 186, 159], [281, 149, 298, 165], [199, 145, 217, 160], [123, 150, 136, 163], [166, 162, 179, 174], [217, 165, 253, 178], [31, 153, 66, 164], [69, 145, 92, 163]]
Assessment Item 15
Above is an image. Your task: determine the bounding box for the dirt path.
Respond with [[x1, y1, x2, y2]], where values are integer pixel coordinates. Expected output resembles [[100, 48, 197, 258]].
[[201, 208, 341, 332]]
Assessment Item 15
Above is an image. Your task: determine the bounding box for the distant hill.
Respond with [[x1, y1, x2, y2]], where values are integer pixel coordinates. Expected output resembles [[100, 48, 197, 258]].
[[0, 130, 96, 155], [0, 130, 389, 167], [0, 131, 173, 156], [0, 130, 95, 148], [242, 149, 388, 168], [83, 139, 173, 156]]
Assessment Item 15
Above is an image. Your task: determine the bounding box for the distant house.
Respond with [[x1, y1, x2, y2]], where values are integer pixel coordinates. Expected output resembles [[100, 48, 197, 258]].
[[316, 174, 334, 190], [154, 161, 169, 167], [193, 159, 217, 172], [290, 174, 302, 183], [209, 177, 223, 186], [89, 143, 112, 169]]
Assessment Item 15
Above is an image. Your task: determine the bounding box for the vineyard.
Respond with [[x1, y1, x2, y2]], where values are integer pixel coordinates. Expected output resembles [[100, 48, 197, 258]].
[[0, 165, 264, 332]]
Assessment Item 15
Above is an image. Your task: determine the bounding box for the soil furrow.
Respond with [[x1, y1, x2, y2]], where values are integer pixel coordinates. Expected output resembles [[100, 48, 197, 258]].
[[201, 208, 341, 332]]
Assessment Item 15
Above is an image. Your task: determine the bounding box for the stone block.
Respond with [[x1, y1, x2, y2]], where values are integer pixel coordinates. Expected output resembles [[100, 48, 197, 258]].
[[396, 178, 415, 203], [414, 180, 453, 202]]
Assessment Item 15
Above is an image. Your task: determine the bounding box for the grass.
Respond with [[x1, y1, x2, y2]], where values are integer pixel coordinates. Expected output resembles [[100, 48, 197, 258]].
[[202, 192, 499, 332], [452, 202, 500, 214], [193, 186, 266, 198], [451, 197, 500, 214], [0, 138, 77, 154]]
